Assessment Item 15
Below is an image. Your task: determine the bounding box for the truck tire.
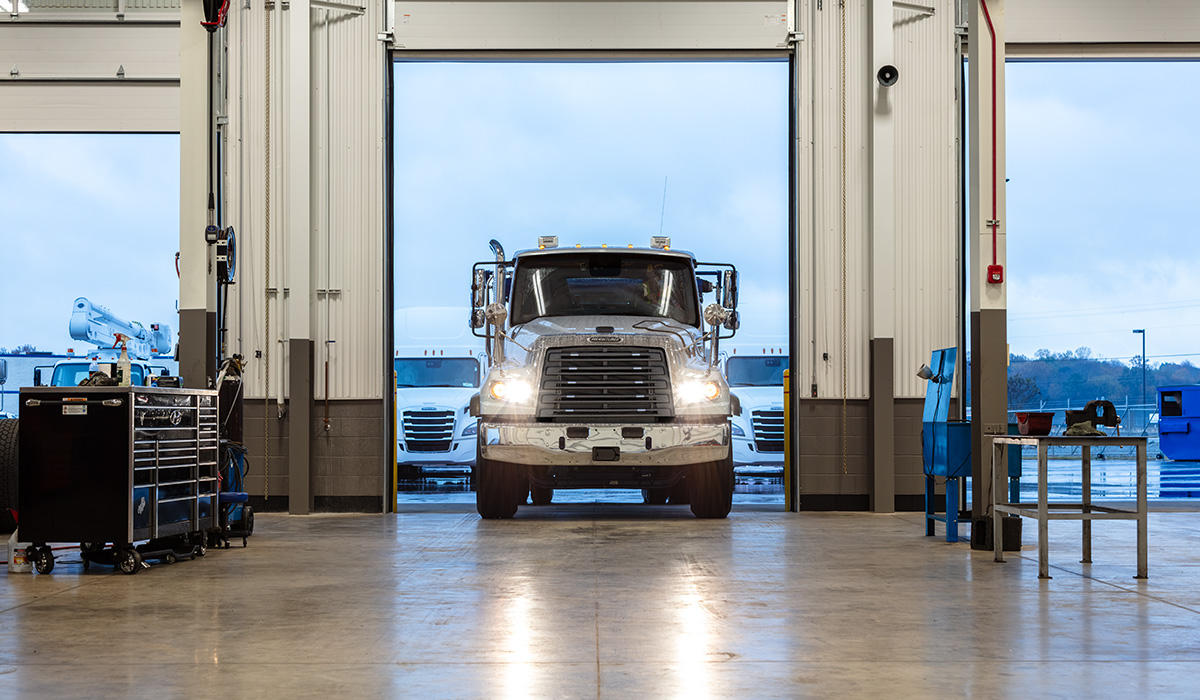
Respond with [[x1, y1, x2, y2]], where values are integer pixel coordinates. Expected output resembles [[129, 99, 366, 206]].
[[688, 455, 734, 519], [529, 483, 554, 505], [475, 444, 519, 519], [643, 488, 669, 505], [0, 419, 17, 533]]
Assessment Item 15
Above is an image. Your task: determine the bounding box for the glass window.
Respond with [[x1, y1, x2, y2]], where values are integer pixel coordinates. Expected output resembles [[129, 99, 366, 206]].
[[395, 358, 481, 388], [725, 356, 789, 387], [510, 253, 700, 327]]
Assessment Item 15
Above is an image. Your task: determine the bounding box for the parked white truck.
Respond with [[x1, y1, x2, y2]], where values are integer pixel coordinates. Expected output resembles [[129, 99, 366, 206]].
[[724, 352, 788, 473], [469, 236, 740, 519], [394, 307, 484, 476]]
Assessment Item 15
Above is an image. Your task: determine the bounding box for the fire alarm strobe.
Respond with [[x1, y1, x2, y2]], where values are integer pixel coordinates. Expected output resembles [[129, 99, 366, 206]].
[[987, 264, 1004, 284]]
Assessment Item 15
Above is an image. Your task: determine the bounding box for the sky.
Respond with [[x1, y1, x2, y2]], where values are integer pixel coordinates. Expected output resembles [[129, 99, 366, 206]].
[[1004, 62, 1200, 366], [1, 61, 1197, 369], [0, 133, 180, 355], [392, 61, 792, 352]]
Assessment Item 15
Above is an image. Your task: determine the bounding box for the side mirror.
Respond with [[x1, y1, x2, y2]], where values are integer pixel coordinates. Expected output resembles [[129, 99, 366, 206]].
[[471, 269, 490, 309], [698, 279, 715, 294], [34, 367, 44, 387], [0, 358, 6, 385], [721, 269, 739, 309], [723, 310, 740, 331], [469, 308, 486, 329]]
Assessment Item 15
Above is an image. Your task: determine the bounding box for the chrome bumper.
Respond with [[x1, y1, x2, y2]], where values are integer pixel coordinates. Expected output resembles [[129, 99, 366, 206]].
[[480, 421, 729, 466]]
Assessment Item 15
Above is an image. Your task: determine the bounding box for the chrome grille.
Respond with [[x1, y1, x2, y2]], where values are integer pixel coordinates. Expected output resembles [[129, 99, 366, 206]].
[[751, 409, 784, 452], [537, 346, 673, 422], [402, 409, 455, 452]]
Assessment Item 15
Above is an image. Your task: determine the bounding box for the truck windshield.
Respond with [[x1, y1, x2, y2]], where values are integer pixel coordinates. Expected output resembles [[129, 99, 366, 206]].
[[725, 357, 788, 387], [51, 362, 144, 387], [510, 253, 700, 326], [395, 358, 481, 388]]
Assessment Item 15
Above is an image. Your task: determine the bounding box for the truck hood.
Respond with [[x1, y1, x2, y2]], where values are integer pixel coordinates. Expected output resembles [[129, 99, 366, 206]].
[[396, 386, 476, 411], [729, 386, 784, 414], [506, 315, 705, 365]]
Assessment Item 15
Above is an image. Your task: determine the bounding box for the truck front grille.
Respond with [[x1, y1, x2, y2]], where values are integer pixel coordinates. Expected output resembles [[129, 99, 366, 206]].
[[752, 409, 784, 452], [402, 409, 455, 452], [538, 346, 674, 422]]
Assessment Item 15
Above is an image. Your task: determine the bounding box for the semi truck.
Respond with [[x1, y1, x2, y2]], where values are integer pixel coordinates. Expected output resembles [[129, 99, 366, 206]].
[[469, 236, 740, 519], [724, 351, 788, 474], [394, 307, 485, 476]]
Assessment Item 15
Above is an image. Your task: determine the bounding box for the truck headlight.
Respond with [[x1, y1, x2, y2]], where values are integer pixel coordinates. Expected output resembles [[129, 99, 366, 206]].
[[731, 422, 745, 437], [488, 379, 533, 403], [462, 421, 478, 437], [678, 380, 721, 403]]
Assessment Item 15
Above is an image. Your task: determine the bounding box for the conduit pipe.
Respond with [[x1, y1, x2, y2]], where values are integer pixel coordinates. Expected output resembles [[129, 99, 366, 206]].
[[980, 0, 1002, 284]]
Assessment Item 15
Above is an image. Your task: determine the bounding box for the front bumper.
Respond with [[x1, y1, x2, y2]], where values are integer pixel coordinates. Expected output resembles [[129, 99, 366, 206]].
[[397, 435, 477, 467], [480, 421, 729, 466], [732, 437, 785, 470]]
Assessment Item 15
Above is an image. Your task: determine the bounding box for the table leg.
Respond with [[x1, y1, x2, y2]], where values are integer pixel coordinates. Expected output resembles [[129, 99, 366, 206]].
[[1038, 441, 1051, 579], [1082, 445, 1092, 564], [1136, 440, 1148, 579], [993, 440, 1004, 563]]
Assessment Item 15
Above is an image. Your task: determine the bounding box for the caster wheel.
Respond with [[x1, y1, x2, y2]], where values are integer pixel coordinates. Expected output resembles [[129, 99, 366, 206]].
[[31, 547, 55, 575], [165, 552, 177, 564], [194, 542, 207, 557], [82, 559, 90, 571], [80, 542, 104, 554], [118, 549, 141, 575], [242, 538, 248, 548]]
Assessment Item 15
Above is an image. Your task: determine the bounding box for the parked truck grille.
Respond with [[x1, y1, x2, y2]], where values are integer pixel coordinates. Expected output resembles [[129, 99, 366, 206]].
[[402, 409, 456, 452], [752, 409, 785, 452], [538, 346, 674, 422]]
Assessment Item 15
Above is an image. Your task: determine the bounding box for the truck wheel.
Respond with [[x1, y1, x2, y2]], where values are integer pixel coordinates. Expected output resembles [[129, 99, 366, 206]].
[[688, 455, 734, 519], [667, 480, 690, 505], [475, 446, 519, 519], [0, 419, 17, 533], [643, 488, 669, 505], [530, 484, 554, 505]]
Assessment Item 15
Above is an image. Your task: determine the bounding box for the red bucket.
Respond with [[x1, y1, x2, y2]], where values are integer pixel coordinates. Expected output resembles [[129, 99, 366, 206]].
[[1015, 411, 1054, 436]]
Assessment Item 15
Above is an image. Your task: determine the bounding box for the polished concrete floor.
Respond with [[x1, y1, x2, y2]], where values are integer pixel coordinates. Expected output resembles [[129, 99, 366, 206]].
[[3, 504, 1200, 698]]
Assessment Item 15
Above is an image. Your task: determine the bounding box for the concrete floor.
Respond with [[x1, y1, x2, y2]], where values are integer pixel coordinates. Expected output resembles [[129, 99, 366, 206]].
[[3, 504, 1199, 698]]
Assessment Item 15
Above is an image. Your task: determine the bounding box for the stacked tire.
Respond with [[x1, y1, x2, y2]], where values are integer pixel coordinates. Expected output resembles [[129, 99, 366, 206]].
[[0, 419, 17, 533]]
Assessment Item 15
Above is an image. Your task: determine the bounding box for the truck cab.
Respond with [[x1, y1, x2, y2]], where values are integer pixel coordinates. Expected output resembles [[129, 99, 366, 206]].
[[470, 236, 740, 519], [34, 357, 167, 388]]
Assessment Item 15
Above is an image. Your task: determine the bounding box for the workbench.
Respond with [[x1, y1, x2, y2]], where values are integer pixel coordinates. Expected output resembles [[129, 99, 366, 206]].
[[991, 435, 1148, 580]]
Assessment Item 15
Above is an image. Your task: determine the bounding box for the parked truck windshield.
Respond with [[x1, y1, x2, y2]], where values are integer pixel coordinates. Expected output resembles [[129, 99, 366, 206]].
[[394, 358, 480, 388], [726, 356, 789, 387], [510, 253, 700, 327]]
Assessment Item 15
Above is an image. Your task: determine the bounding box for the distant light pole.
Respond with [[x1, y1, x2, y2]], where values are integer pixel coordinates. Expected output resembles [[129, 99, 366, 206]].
[[1133, 329, 1146, 408]]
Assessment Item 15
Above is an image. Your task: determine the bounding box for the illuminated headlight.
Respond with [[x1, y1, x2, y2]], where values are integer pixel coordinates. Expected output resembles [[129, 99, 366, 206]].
[[731, 422, 745, 437], [488, 379, 533, 403], [678, 380, 721, 403], [462, 421, 478, 437]]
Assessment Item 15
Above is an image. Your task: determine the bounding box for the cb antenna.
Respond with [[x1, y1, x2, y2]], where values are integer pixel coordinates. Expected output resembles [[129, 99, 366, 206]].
[[658, 176, 668, 236]]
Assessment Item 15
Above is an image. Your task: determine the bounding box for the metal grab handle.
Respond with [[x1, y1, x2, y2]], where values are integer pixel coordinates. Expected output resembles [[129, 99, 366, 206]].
[[24, 398, 123, 407]]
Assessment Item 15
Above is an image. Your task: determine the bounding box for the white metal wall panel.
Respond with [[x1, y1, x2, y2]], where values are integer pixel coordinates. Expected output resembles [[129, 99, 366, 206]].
[[19, 0, 177, 9], [891, 1, 958, 398], [225, 0, 385, 400], [393, 0, 792, 51], [1006, 0, 1200, 46], [0, 23, 180, 132], [802, 0, 870, 400]]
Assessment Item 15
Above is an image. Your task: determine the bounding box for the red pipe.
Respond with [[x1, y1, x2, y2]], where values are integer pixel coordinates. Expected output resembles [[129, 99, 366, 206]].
[[980, 0, 1000, 273]]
